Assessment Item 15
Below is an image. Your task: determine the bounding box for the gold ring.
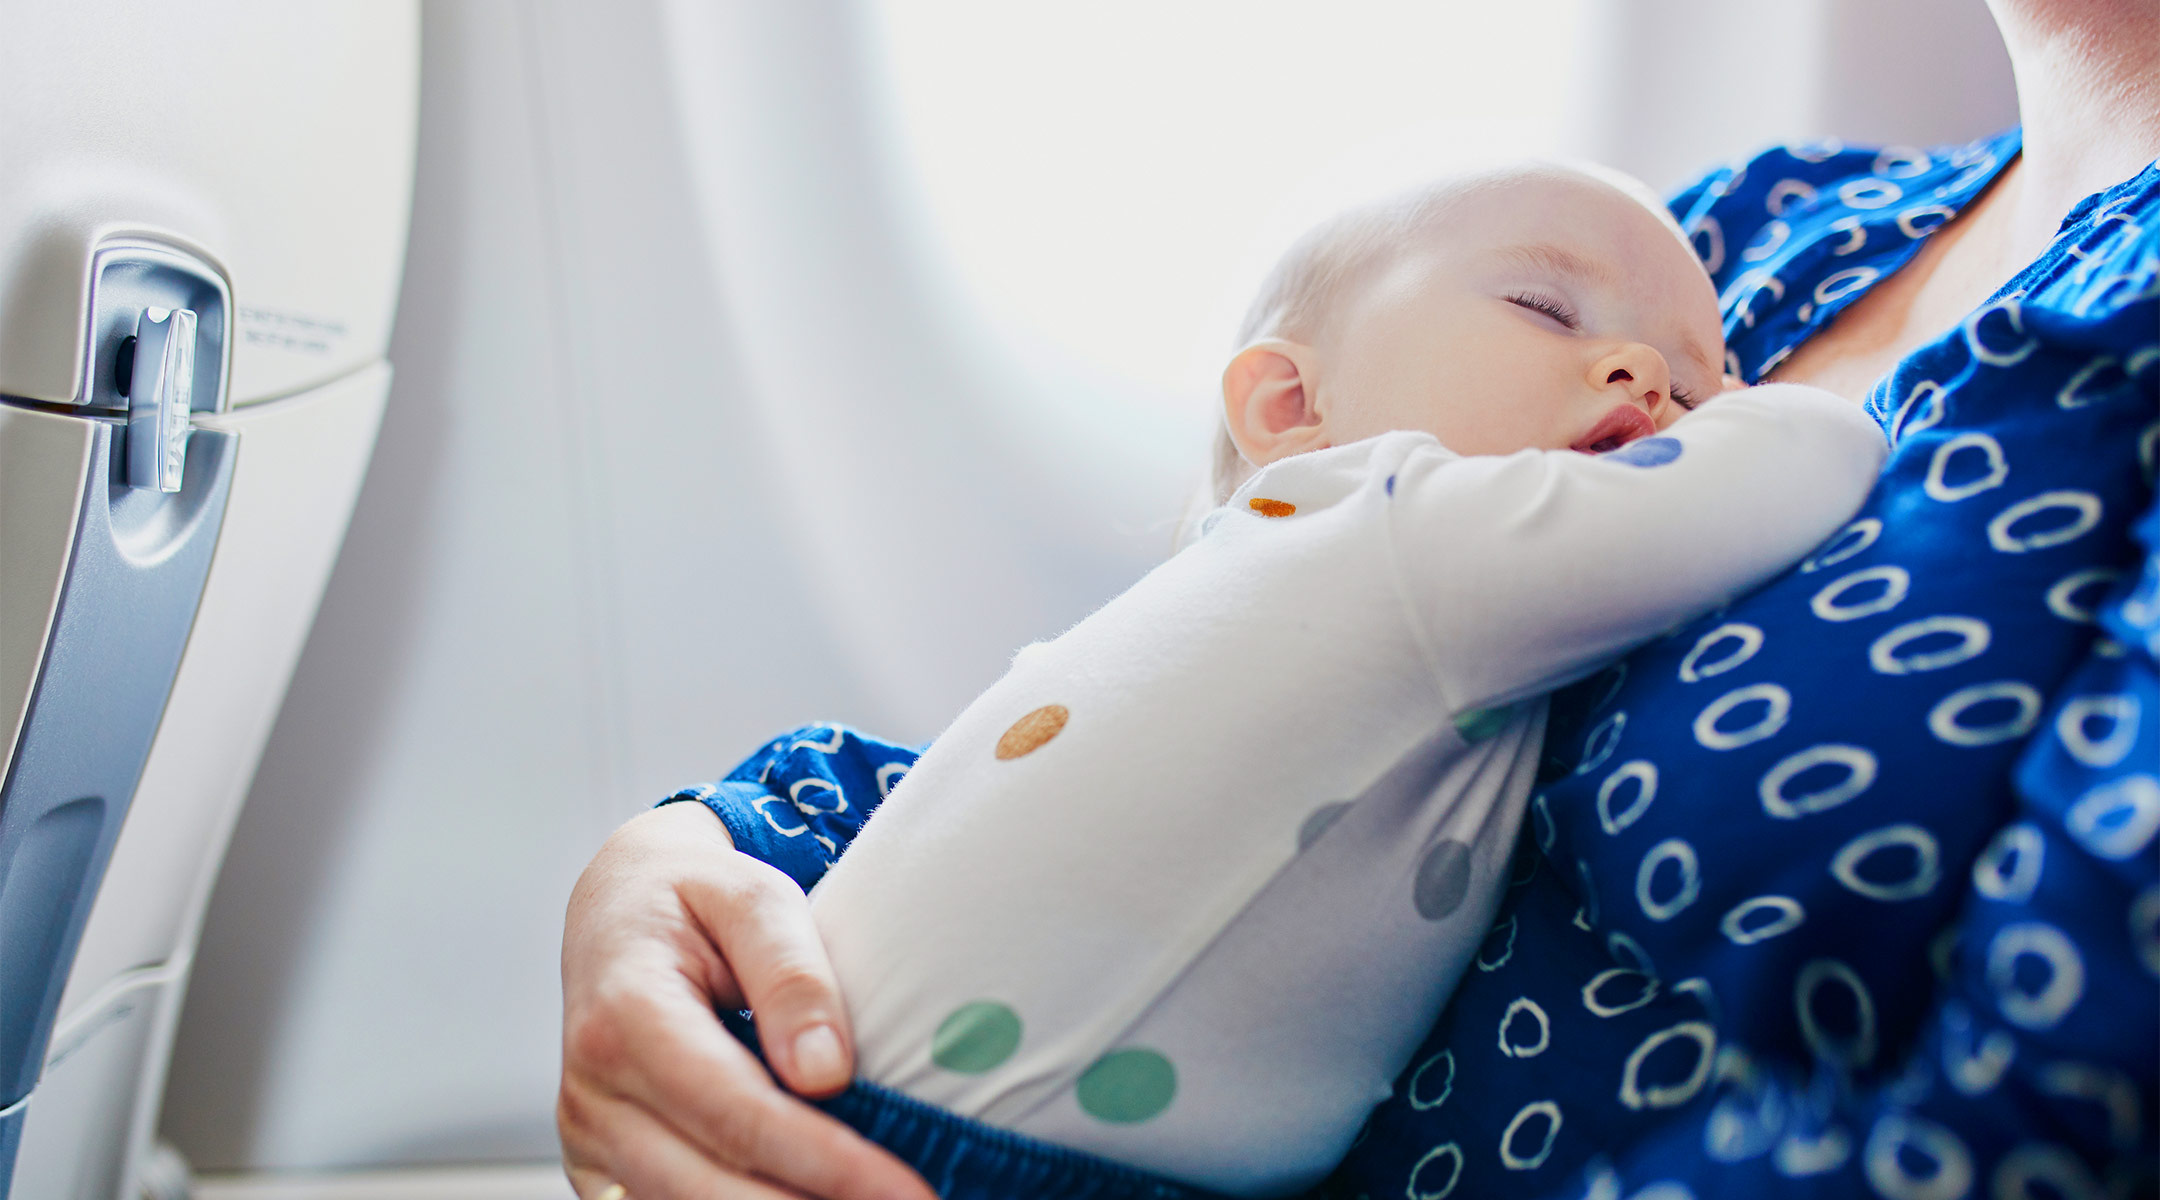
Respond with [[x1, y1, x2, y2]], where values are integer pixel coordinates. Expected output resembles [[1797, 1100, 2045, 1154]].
[[598, 1185, 628, 1200]]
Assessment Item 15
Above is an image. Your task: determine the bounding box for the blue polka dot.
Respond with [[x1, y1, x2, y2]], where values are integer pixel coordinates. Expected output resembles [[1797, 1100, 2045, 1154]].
[[1607, 437, 1684, 468], [1385, 474, 1397, 496]]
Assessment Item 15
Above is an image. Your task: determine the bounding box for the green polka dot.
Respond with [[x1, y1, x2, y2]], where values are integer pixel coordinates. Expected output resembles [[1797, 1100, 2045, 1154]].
[[1075, 1048, 1176, 1123], [1453, 704, 1513, 742], [931, 1001, 1022, 1073]]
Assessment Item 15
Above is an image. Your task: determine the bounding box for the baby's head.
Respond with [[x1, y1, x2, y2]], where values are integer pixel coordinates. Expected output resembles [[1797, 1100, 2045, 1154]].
[[1213, 163, 1727, 500]]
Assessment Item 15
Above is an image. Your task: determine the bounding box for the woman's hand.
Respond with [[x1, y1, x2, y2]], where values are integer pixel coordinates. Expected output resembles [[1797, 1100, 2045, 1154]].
[[558, 803, 937, 1200]]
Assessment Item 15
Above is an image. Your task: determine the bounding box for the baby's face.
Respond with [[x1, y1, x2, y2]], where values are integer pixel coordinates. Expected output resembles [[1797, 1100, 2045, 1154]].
[[1319, 170, 1725, 456]]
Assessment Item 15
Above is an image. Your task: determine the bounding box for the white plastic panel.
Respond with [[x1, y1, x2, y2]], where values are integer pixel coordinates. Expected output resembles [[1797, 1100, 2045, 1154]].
[[0, 1, 417, 408], [10, 969, 171, 1200], [0, 407, 93, 788], [57, 364, 389, 1018]]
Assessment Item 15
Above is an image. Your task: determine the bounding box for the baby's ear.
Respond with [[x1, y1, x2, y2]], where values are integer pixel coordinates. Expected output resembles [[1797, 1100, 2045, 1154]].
[[1222, 340, 1329, 468]]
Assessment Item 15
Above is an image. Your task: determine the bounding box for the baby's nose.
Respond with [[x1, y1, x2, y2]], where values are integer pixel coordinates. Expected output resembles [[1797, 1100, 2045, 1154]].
[[1592, 344, 1673, 409]]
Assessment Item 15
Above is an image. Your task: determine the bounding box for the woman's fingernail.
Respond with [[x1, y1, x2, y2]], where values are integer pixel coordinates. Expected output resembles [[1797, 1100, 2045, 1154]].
[[793, 1024, 845, 1088]]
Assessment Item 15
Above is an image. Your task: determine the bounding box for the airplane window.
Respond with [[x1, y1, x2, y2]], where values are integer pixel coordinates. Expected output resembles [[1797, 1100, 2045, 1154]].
[[866, 1, 1590, 399]]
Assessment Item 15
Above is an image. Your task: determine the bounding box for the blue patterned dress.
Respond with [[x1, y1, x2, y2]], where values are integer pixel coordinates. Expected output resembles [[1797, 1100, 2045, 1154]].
[[670, 128, 2159, 1199]]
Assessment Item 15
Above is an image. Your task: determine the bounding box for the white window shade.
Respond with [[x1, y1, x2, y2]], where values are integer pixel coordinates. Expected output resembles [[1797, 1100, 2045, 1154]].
[[865, 1, 1591, 398]]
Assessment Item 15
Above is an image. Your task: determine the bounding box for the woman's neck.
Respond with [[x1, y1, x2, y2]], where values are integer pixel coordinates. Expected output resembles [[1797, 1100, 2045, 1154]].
[[1994, 0, 2160, 251]]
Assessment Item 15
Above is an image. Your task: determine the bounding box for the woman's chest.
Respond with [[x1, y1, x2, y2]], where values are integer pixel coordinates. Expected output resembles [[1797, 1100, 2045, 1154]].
[[1537, 226, 2157, 1051], [1765, 175, 2026, 401]]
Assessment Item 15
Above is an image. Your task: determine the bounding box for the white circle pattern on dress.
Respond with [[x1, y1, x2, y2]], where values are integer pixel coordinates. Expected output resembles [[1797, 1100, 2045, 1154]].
[[1765, 178, 1817, 215], [1406, 1142, 1463, 1199], [1497, 998, 1550, 1058], [1927, 680, 2044, 747], [1497, 1100, 1563, 1170], [1477, 915, 1518, 972], [1597, 761, 1659, 834], [2052, 693, 2139, 767], [2043, 567, 2125, 623], [1897, 205, 1955, 238], [1868, 615, 1992, 675], [1964, 298, 2039, 367], [1406, 1047, 1455, 1111], [1810, 566, 1910, 621], [1719, 895, 1806, 945], [1581, 968, 1660, 1018], [1795, 958, 1877, 1067], [2131, 885, 2160, 977], [1577, 711, 1627, 775], [1992, 1143, 2105, 1200], [1759, 744, 1877, 818], [1986, 922, 2085, 1029], [2063, 774, 2160, 859], [1971, 822, 2045, 903], [1775, 1128, 1853, 1177], [1636, 839, 1702, 921], [1740, 220, 1788, 263], [1693, 683, 1792, 749], [1891, 381, 1947, 440], [1830, 823, 1942, 901], [1691, 216, 1725, 274], [1677, 624, 1764, 681], [1838, 179, 1901, 210], [1617, 1021, 1716, 1110], [2057, 355, 2124, 409], [1800, 519, 1882, 573], [1863, 1114, 1973, 1200], [1827, 215, 1868, 256], [1922, 432, 2009, 501], [1987, 490, 2104, 553]]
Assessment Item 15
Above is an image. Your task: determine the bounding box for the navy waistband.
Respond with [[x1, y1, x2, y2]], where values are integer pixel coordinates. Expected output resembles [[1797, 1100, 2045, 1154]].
[[721, 1010, 1236, 1200]]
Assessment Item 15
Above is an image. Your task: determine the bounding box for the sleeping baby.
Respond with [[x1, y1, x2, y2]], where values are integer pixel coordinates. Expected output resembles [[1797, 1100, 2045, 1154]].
[[795, 162, 1887, 1197]]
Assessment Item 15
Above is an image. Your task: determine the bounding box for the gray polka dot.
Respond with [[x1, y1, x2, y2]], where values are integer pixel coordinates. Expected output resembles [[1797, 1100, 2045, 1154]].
[[1297, 802, 1352, 851], [1415, 838, 1475, 920]]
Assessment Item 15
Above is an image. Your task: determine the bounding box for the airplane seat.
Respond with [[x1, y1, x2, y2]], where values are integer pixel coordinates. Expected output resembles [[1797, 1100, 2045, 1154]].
[[0, 4, 417, 1196]]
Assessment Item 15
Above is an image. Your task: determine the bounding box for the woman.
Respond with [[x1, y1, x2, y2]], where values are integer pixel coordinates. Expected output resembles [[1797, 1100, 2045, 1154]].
[[557, 2, 2158, 1196]]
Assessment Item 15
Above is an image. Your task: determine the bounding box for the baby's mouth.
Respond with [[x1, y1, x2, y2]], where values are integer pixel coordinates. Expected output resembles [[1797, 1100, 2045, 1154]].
[[1572, 403, 1658, 454]]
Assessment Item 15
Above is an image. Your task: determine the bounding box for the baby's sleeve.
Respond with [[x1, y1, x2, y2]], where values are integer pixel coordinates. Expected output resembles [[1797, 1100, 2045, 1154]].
[[1385, 384, 1887, 712]]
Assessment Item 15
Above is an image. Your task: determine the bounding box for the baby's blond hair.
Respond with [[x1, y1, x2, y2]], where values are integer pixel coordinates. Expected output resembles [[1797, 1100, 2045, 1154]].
[[1209, 163, 1687, 504]]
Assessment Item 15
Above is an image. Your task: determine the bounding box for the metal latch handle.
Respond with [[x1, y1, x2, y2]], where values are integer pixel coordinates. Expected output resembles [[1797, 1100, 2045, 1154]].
[[126, 307, 196, 493]]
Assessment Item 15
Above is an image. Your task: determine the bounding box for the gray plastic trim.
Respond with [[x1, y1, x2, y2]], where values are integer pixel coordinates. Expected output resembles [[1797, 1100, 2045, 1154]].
[[0, 419, 233, 1189], [0, 1106, 18, 1188]]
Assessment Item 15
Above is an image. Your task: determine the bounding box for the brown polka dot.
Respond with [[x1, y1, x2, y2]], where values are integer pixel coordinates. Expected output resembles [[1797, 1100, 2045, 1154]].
[[1249, 498, 1297, 518], [996, 705, 1069, 759]]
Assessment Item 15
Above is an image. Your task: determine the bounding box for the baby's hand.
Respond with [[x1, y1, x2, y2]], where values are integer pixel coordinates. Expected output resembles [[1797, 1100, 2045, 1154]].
[[1720, 373, 1748, 394]]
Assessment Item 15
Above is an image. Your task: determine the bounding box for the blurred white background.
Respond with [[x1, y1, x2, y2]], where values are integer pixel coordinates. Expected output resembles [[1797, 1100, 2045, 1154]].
[[158, 0, 2014, 1182]]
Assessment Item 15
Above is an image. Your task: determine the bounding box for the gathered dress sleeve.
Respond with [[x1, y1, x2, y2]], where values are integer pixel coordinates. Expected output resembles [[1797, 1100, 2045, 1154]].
[[660, 725, 919, 892]]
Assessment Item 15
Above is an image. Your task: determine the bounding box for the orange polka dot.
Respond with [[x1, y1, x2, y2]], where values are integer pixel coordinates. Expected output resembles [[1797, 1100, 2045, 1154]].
[[996, 705, 1069, 759], [1249, 498, 1296, 518]]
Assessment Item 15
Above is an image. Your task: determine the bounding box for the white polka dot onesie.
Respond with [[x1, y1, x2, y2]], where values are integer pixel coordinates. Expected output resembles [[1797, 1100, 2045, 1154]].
[[808, 384, 1887, 1196]]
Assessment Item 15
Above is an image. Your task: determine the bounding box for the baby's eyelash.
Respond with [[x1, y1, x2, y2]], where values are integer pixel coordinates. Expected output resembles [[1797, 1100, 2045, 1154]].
[[1507, 292, 1580, 329], [1669, 383, 1701, 411]]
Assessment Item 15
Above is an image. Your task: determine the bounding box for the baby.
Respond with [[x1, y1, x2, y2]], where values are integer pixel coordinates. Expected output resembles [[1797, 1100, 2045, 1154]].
[[801, 163, 1886, 1196]]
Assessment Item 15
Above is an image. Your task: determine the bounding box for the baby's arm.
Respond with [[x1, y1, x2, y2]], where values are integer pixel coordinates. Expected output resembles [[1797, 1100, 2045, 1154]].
[[1387, 382, 1887, 711]]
